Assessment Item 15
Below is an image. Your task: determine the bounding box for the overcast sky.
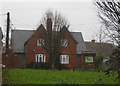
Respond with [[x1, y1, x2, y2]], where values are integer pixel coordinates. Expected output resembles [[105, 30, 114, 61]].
[[0, 0, 101, 41]]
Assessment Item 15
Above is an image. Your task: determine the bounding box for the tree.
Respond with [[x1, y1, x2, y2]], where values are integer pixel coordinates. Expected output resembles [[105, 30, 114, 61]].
[[39, 9, 69, 69], [94, 0, 120, 79], [94, 0, 120, 46], [95, 25, 108, 43], [94, 25, 110, 71]]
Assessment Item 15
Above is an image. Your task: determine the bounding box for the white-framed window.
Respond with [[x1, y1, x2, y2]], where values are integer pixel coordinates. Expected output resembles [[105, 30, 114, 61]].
[[61, 39, 68, 47], [60, 55, 69, 64], [37, 38, 44, 46], [36, 54, 46, 62]]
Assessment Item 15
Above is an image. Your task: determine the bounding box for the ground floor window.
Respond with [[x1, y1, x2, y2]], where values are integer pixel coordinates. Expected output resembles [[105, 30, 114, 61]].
[[85, 56, 93, 62], [36, 54, 46, 62], [60, 55, 69, 64]]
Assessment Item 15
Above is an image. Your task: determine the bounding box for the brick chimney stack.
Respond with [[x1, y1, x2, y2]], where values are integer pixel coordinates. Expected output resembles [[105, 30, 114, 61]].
[[47, 18, 52, 34]]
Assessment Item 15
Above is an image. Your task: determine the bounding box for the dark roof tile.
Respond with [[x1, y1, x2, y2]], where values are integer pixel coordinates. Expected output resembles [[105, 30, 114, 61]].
[[11, 30, 86, 54]]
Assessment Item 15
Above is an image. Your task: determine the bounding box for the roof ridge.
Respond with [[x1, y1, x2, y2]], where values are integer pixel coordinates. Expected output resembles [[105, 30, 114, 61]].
[[71, 32, 81, 33], [12, 29, 82, 33]]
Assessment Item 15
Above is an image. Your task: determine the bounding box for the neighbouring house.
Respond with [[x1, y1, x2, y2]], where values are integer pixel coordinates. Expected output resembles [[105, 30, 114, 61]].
[[11, 19, 95, 69], [85, 40, 115, 57], [85, 40, 116, 70]]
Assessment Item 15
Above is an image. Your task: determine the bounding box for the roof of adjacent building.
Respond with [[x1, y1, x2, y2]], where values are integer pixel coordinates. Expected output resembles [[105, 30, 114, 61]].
[[11, 29, 86, 54], [85, 41, 115, 57], [11, 30, 35, 53]]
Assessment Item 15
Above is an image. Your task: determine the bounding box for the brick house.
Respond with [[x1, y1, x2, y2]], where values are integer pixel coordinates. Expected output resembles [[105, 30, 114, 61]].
[[11, 20, 95, 69]]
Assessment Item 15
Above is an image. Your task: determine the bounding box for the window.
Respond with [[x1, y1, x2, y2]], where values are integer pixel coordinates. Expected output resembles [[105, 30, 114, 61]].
[[36, 54, 46, 62], [60, 55, 69, 64], [37, 38, 44, 46], [61, 39, 68, 47], [85, 56, 93, 63]]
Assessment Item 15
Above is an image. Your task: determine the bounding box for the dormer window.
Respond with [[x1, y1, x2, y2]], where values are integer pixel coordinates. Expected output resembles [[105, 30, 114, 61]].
[[37, 38, 45, 46], [61, 39, 68, 47]]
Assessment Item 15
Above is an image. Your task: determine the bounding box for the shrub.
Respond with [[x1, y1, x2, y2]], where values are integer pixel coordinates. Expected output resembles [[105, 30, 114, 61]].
[[26, 62, 50, 69], [26, 62, 70, 70], [20, 60, 26, 69]]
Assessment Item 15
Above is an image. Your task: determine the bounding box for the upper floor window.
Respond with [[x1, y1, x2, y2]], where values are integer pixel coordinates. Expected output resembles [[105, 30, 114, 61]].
[[60, 55, 69, 64], [37, 38, 45, 46], [61, 39, 68, 47], [36, 54, 46, 62]]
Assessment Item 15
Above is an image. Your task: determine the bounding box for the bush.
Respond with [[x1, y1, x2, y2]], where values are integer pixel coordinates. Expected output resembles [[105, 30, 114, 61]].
[[55, 63, 69, 70], [26, 62, 50, 69], [20, 60, 26, 69], [26, 62, 70, 70]]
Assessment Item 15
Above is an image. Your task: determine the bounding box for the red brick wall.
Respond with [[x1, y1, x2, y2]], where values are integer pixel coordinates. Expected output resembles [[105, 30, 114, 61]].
[[60, 28, 77, 69], [80, 55, 95, 70], [2, 50, 19, 68], [26, 53, 49, 63], [62, 55, 77, 69], [25, 26, 77, 69], [61, 38, 77, 69]]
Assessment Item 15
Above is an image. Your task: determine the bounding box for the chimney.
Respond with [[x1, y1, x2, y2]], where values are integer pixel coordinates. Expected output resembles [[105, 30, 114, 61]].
[[91, 39, 95, 43], [47, 18, 52, 33]]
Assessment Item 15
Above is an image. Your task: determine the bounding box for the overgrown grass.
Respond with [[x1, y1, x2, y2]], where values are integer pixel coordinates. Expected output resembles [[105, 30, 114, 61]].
[[3, 69, 119, 84]]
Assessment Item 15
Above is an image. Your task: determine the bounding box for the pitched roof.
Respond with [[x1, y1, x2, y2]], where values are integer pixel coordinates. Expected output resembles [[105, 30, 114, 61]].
[[85, 41, 115, 57], [11, 30, 34, 53], [11, 29, 86, 54], [71, 32, 86, 54]]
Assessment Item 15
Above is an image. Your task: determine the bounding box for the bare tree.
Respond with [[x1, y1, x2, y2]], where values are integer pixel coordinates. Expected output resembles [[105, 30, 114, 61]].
[[94, 0, 120, 79], [94, 25, 107, 71], [95, 0, 120, 46], [95, 25, 108, 42], [39, 9, 69, 69]]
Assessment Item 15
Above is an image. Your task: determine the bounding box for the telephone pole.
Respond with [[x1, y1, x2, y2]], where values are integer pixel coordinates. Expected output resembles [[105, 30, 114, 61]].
[[6, 12, 10, 52]]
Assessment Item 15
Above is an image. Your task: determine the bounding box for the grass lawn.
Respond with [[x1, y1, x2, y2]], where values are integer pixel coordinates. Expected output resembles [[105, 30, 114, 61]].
[[3, 69, 119, 84]]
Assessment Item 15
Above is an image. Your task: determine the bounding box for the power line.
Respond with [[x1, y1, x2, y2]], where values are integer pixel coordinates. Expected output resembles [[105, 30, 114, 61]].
[[12, 24, 35, 26], [10, 16, 36, 27], [8, 14, 100, 29], [10, 16, 32, 26]]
